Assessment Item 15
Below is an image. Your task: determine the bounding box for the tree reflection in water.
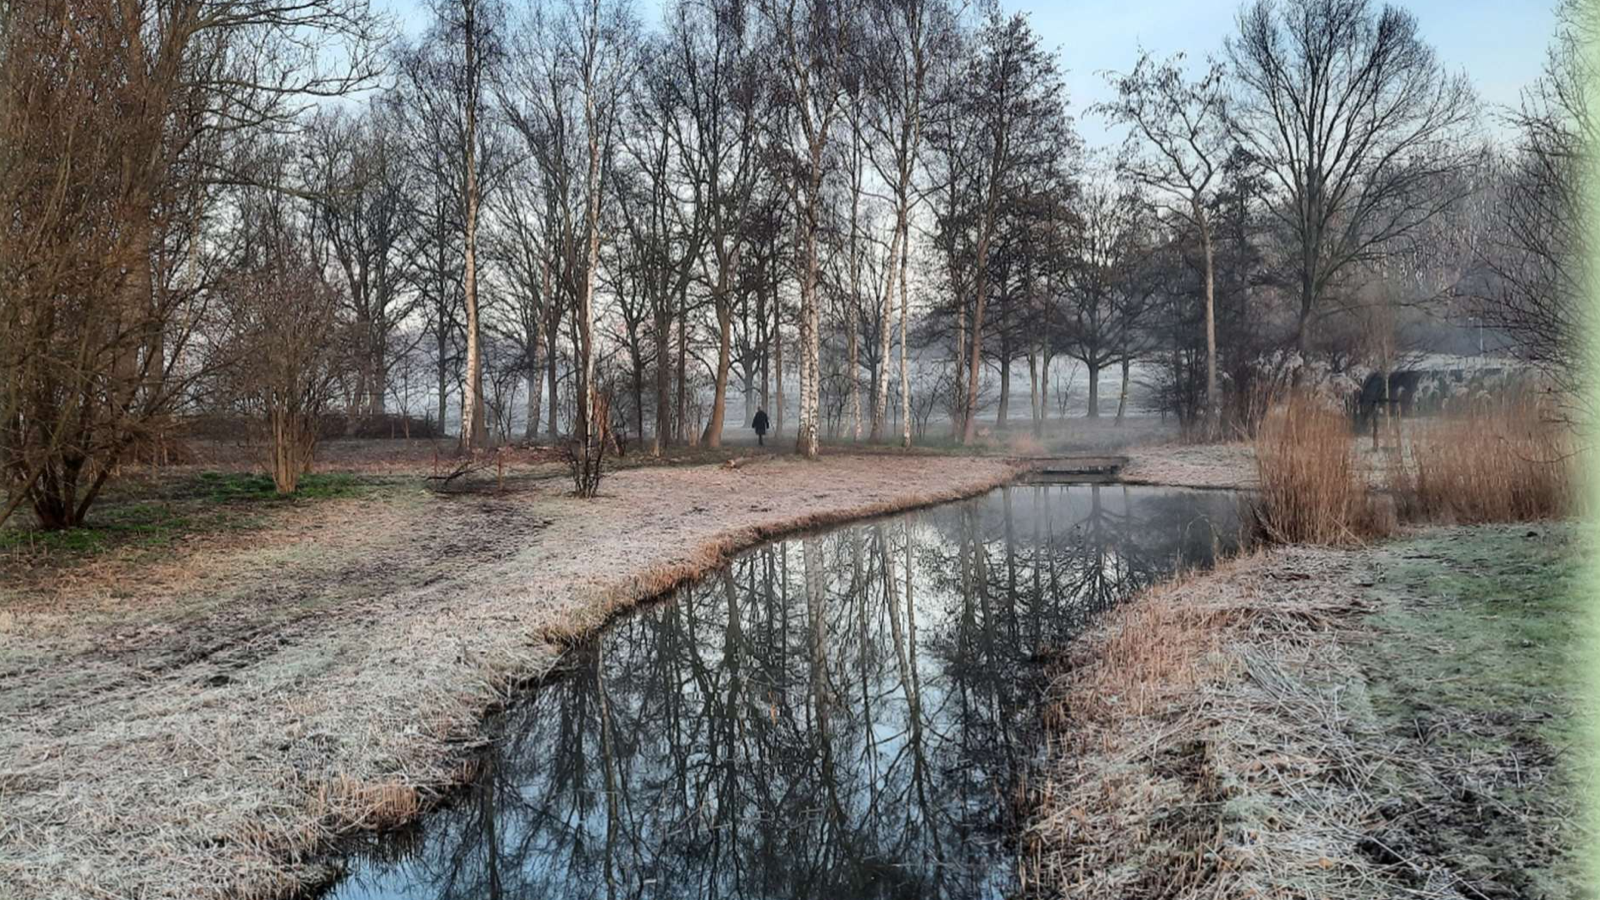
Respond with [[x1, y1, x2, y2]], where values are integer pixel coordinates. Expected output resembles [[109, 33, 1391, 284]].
[[330, 485, 1241, 900]]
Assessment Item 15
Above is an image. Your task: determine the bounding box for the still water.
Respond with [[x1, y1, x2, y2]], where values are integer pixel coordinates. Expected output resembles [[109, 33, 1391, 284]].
[[328, 484, 1242, 900]]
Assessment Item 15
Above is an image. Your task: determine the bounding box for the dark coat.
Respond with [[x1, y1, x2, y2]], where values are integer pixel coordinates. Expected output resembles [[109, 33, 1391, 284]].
[[752, 410, 770, 434]]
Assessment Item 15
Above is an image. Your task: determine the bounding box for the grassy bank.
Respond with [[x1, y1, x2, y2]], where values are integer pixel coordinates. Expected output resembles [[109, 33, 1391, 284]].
[[1025, 523, 1588, 900]]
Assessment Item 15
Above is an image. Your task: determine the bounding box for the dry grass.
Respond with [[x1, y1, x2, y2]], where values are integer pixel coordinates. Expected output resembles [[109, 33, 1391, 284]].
[[1022, 550, 1366, 898], [1250, 394, 1392, 545], [1027, 524, 1588, 900], [1120, 441, 1258, 490], [1389, 394, 1573, 524], [309, 775, 423, 832]]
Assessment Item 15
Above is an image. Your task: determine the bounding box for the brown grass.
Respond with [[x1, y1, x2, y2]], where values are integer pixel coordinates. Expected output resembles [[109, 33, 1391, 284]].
[[1023, 559, 1268, 898], [310, 775, 423, 832], [1026, 528, 1585, 900], [1250, 393, 1391, 545], [1024, 548, 1406, 900], [1391, 394, 1573, 523]]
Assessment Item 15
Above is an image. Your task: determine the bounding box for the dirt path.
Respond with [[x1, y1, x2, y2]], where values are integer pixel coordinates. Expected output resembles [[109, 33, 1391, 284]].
[[1025, 524, 1586, 900], [0, 454, 1023, 900], [1120, 441, 1258, 489]]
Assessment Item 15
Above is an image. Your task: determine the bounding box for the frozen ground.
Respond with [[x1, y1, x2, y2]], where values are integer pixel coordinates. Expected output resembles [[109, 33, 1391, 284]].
[[0, 453, 1023, 900]]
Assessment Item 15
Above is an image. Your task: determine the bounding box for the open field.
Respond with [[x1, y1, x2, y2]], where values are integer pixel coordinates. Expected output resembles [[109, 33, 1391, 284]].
[[1026, 523, 1588, 900], [1, 450, 1026, 900]]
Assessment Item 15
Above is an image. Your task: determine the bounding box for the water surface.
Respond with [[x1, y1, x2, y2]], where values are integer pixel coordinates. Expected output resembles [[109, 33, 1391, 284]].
[[329, 484, 1241, 900]]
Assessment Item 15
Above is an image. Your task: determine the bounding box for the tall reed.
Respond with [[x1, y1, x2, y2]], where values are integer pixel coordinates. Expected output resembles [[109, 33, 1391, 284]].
[[1250, 393, 1389, 545], [1393, 394, 1571, 523]]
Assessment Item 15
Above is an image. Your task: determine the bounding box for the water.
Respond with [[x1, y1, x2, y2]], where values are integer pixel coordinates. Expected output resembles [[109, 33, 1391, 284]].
[[327, 484, 1242, 900]]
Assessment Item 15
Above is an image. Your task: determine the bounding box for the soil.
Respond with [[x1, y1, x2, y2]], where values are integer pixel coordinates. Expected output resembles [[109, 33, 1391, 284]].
[[0, 451, 1024, 900]]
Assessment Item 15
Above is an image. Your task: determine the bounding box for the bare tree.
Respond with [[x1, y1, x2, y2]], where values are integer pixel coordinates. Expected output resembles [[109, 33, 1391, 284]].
[[1227, 0, 1477, 371], [1061, 180, 1161, 419], [1476, 0, 1592, 395], [949, 7, 1066, 444], [1100, 50, 1227, 433], [863, 0, 949, 447], [0, 0, 382, 528], [219, 172, 352, 494], [667, 0, 764, 449], [304, 108, 421, 422], [762, 0, 856, 458]]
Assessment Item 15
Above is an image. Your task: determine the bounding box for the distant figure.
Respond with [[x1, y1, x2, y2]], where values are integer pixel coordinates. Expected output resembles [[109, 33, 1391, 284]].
[[752, 407, 770, 445]]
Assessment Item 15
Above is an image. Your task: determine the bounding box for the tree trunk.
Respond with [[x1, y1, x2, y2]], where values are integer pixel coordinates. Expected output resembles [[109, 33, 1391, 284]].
[[898, 236, 912, 449], [847, 126, 864, 443], [703, 302, 733, 448], [525, 370, 541, 443], [1200, 210, 1218, 435], [1086, 361, 1100, 418], [1115, 358, 1130, 424], [774, 310, 785, 440], [1027, 352, 1040, 432], [675, 291, 688, 445], [369, 338, 387, 418], [796, 146, 823, 459], [872, 217, 902, 443], [759, 284, 770, 412], [653, 308, 671, 456], [546, 328, 560, 439], [996, 356, 1011, 429], [459, 0, 487, 452], [952, 290, 966, 441], [1039, 344, 1051, 428], [437, 336, 450, 439]]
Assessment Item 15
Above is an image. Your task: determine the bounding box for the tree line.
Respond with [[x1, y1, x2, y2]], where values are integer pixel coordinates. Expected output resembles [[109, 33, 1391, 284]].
[[1, 0, 1586, 525]]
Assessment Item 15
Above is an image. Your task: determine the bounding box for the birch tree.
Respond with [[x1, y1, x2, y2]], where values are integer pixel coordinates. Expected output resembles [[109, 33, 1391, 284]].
[[863, 0, 948, 446], [762, 0, 856, 458]]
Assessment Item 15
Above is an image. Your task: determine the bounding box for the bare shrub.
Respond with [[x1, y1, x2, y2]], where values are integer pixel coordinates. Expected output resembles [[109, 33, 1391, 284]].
[[565, 387, 612, 496], [218, 191, 352, 495], [1394, 394, 1572, 523], [1249, 393, 1388, 545]]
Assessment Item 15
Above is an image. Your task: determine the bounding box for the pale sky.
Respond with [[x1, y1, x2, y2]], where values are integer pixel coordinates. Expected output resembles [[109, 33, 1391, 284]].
[[375, 0, 1557, 150]]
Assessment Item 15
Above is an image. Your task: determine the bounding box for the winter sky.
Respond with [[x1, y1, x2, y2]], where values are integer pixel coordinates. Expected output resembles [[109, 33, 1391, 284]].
[[372, 0, 1557, 151]]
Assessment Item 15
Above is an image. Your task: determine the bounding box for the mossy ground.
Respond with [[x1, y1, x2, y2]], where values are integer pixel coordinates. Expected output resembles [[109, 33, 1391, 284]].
[[0, 472, 385, 560]]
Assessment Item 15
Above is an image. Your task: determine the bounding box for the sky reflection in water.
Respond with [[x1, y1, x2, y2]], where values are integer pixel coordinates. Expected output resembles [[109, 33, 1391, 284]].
[[330, 483, 1242, 900]]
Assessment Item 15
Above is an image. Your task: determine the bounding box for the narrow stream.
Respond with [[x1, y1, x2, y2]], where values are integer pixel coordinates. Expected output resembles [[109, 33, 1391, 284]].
[[327, 483, 1242, 900]]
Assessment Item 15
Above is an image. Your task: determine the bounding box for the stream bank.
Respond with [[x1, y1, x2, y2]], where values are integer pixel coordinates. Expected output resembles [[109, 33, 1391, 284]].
[[1025, 523, 1588, 900], [320, 482, 1245, 900]]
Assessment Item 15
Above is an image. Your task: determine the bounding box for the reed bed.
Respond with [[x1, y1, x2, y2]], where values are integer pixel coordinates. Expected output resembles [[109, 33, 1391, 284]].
[[1390, 394, 1572, 523], [1249, 393, 1391, 545]]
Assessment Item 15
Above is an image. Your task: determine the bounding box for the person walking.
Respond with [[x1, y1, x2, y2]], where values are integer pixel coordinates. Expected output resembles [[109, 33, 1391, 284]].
[[752, 407, 770, 446]]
